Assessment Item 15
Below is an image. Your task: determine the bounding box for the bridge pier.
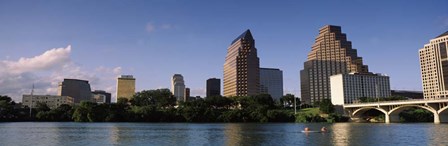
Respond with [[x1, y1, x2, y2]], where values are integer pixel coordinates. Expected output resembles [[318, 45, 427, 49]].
[[434, 113, 440, 124], [385, 114, 390, 124]]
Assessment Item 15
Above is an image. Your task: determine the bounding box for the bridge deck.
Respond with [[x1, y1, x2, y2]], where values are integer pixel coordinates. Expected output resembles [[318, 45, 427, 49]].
[[343, 98, 448, 108]]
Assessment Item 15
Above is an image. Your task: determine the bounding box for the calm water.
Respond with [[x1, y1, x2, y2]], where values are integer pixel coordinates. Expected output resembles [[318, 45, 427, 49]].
[[0, 122, 447, 146]]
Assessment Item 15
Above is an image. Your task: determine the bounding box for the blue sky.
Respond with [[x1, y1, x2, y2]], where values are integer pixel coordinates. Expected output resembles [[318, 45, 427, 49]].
[[0, 0, 447, 101]]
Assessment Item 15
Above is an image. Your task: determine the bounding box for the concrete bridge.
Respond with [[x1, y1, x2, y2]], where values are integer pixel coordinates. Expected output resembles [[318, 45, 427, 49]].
[[343, 98, 448, 124]]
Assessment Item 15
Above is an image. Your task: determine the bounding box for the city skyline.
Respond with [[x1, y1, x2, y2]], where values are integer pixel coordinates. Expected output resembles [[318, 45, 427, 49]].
[[0, 1, 447, 101]]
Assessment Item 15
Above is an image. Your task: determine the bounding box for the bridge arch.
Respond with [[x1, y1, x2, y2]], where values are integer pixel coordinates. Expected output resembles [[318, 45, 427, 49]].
[[438, 106, 448, 114], [351, 107, 389, 123], [388, 105, 439, 123], [352, 107, 388, 117], [437, 106, 448, 123]]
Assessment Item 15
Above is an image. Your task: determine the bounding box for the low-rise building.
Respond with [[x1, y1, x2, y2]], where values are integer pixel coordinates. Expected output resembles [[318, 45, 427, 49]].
[[92, 90, 112, 104], [22, 95, 74, 109], [330, 73, 391, 105]]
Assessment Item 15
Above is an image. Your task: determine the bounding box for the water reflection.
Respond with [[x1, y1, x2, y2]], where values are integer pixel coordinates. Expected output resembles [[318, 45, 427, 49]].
[[331, 123, 351, 146], [0, 122, 447, 146]]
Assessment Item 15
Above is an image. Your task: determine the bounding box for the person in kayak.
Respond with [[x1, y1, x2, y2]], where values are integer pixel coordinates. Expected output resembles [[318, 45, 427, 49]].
[[321, 127, 327, 132], [304, 127, 310, 132]]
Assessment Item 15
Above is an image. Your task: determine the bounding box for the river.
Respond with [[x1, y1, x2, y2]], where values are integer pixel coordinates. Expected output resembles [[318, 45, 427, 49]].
[[0, 122, 446, 146]]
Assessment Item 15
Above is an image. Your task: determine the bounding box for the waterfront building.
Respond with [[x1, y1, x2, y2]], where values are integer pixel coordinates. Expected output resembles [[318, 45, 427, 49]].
[[419, 31, 448, 99], [260, 68, 283, 101], [391, 90, 423, 99], [206, 78, 221, 97], [184, 88, 190, 102], [223, 29, 260, 97], [22, 95, 74, 109], [330, 73, 391, 105], [58, 79, 92, 103], [91, 90, 111, 104], [171, 74, 185, 101], [117, 75, 136, 101], [300, 25, 369, 105]]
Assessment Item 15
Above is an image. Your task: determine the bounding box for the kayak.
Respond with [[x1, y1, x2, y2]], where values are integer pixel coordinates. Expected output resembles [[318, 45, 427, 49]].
[[301, 130, 320, 133]]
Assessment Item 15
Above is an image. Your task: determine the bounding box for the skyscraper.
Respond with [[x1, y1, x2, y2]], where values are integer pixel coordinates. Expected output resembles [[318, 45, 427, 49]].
[[260, 68, 283, 101], [171, 74, 185, 101], [300, 25, 369, 105], [58, 79, 92, 103], [223, 29, 260, 97], [206, 78, 221, 97], [184, 88, 190, 102], [419, 31, 448, 99], [117, 75, 136, 101]]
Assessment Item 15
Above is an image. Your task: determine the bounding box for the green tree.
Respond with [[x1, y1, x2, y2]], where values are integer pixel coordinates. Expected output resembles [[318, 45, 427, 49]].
[[35, 102, 51, 112], [72, 101, 96, 122], [36, 104, 73, 121], [131, 89, 177, 108], [280, 94, 300, 108], [319, 99, 334, 114], [105, 103, 129, 122], [0, 95, 16, 121], [205, 96, 233, 109]]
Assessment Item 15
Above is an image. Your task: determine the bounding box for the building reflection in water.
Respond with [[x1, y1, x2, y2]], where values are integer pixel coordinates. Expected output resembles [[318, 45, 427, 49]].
[[110, 124, 120, 145], [331, 123, 351, 146], [224, 123, 272, 146]]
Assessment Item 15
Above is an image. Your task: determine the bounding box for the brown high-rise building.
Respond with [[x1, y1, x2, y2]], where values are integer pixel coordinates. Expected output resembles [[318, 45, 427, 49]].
[[223, 29, 260, 97], [300, 25, 369, 105], [117, 75, 136, 101]]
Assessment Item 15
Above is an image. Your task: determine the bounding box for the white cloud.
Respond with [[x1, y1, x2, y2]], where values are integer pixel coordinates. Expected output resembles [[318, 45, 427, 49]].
[[145, 22, 174, 33], [1, 46, 71, 74], [161, 24, 173, 29], [0, 45, 122, 102], [113, 67, 122, 75], [146, 22, 155, 33]]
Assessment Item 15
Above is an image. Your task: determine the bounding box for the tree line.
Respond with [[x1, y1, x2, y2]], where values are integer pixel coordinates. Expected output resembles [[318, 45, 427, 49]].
[[1, 89, 312, 122]]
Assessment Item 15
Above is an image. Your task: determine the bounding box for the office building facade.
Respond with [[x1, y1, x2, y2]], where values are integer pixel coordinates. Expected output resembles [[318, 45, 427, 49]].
[[330, 73, 391, 105], [117, 75, 136, 100], [22, 95, 74, 109], [260, 68, 283, 101], [223, 29, 260, 97], [419, 31, 448, 99], [206, 78, 221, 97], [58, 79, 92, 103], [171, 74, 186, 101], [300, 25, 369, 104], [184, 88, 190, 102], [92, 90, 112, 104]]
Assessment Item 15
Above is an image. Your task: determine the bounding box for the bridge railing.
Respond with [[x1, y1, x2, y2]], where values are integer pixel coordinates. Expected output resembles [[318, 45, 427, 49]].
[[344, 98, 448, 106]]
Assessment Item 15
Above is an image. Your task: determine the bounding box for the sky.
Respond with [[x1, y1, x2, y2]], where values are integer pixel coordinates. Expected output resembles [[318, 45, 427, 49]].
[[0, 0, 448, 102]]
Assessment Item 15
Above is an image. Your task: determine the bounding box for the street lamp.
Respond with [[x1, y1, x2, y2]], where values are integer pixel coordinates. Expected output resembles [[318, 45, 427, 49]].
[[294, 97, 297, 115]]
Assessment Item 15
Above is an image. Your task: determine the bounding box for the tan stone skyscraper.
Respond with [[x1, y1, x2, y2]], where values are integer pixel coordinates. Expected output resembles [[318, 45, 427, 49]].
[[171, 74, 185, 102], [301, 25, 369, 104], [117, 75, 136, 101], [224, 29, 260, 97], [419, 31, 448, 99]]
